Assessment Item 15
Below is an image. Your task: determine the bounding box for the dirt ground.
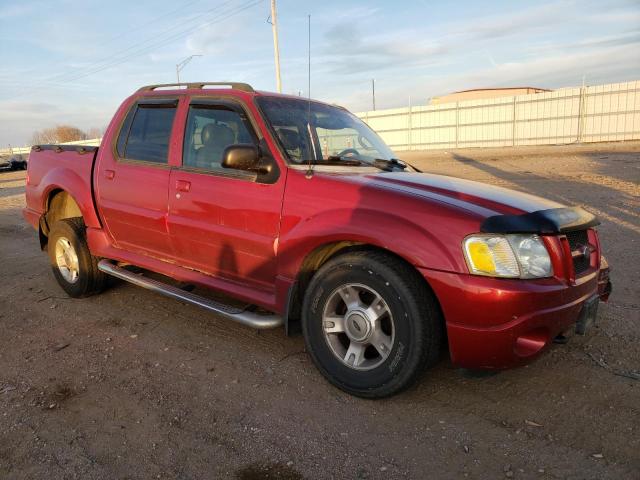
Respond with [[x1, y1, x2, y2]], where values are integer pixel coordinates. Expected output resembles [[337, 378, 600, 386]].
[[0, 142, 638, 480]]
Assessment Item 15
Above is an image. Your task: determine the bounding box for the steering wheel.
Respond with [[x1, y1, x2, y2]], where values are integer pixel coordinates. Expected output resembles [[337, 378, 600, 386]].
[[357, 134, 375, 151], [336, 148, 360, 158]]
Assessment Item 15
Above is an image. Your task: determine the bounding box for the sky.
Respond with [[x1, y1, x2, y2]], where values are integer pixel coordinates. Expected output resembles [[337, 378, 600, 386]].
[[0, 0, 639, 146]]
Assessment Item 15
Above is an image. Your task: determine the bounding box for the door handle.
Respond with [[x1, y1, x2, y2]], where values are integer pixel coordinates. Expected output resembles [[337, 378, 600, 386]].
[[104, 169, 115, 180], [176, 180, 191, 192]]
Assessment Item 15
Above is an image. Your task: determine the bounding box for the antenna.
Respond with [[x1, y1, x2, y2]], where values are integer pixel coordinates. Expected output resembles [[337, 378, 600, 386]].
[[371, 78, 376, 111], [305, 14, 315, 179], [308, 14, 311, 103]]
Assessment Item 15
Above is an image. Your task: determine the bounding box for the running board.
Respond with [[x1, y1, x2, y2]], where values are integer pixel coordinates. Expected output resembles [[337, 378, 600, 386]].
[[97, 260, 283, 330]]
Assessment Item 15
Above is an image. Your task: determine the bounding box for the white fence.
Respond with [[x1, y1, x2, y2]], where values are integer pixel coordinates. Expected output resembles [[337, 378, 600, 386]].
[[356, 80, 640, 151], [3, 80, 639, 157]]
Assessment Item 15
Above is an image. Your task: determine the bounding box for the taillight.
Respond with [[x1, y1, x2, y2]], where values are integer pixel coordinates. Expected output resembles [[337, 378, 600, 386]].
[[589, 228, 601, 270], [598, 255, 612, 302]]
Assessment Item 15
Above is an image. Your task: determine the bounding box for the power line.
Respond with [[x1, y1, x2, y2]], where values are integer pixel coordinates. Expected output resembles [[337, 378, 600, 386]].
[[60, 0, 263, 84], [98, 0, 206, 46], [6, 0, 264, 99], [40, 0, 240, 86], [3, 0, 205, 86]]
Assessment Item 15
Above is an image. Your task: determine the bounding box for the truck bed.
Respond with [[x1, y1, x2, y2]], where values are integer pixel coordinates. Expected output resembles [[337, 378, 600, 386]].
[[23, 145, 99, 230]]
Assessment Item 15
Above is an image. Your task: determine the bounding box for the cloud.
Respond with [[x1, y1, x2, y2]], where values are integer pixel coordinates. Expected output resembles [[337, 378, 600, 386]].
[[328, 0, 640, 69], [0, 3, 37, 19], [185, 21, 243, 55], [342, 41, 640, 113], [1, 0, 639, 146], [310, 5, 381, 24], [452, 2, 565, 41], [2, 101, 61, 115], [306, 0, 640, 97], [315, 1, 595, 77], [319, 23, 449, 75], [526, 30, 640, 54], [483, 43, 640, 87], [0, 98, 113, 146]]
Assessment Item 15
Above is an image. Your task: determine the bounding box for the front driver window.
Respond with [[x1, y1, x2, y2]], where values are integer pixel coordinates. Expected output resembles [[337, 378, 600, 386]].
[[183, 105, 254, 171]]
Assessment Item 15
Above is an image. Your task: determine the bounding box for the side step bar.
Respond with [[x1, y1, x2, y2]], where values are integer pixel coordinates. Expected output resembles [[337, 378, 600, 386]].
[[97, 260, 283, 330]]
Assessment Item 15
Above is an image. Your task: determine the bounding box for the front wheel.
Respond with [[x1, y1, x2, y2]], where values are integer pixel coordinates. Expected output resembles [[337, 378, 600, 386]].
[[302, 251, 443, 398], [47, 218, 107, 298]]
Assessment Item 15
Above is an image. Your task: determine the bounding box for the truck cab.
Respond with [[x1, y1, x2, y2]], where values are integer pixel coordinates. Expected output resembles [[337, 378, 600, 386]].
[[23, 83, 611, 398]]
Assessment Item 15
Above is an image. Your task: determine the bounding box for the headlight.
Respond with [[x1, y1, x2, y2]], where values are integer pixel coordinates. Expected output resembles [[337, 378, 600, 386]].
[[463, 234, 553, 279], [507, 234, 553, 278]]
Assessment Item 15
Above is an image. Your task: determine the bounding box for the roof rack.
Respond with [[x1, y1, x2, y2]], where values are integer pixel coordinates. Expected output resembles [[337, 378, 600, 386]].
[[137, 82, 254, 93]]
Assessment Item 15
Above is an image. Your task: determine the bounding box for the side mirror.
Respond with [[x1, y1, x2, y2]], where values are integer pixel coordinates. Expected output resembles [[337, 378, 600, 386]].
[[222, 144, 260, 171]]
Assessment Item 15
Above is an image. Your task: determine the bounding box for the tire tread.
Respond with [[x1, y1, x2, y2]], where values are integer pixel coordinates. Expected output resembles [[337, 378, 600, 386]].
[[302, 250, 443, 398], [48, 217, 106, 297]]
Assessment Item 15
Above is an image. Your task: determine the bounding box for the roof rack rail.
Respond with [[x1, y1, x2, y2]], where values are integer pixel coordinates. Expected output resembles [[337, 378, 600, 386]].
[[137, 82, 255, 93]]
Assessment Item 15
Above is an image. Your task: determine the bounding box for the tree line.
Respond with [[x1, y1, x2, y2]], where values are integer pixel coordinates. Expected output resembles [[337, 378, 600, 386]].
[[31, 125, 103, 145]]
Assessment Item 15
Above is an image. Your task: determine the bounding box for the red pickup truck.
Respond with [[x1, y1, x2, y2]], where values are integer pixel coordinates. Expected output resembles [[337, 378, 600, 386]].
[[24, 82, 611, 398]]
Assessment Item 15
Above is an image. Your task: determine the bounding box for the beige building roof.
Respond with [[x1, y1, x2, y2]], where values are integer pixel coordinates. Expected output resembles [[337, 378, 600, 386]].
[[431, 87, 551, 104]]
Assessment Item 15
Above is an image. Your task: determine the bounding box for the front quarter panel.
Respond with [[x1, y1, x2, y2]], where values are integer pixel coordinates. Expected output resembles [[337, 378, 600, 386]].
[[278, 169, 481, 280]]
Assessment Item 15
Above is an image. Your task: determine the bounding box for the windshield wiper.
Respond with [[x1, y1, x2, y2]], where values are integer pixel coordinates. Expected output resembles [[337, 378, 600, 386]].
[[372, 158, 408, 171], [314, 156, 411, 172], [315, 156, 365, 166], [326, 155, 389, 170]]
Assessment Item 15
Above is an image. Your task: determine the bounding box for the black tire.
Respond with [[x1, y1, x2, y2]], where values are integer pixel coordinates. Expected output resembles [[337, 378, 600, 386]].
[[47, 218, 107, 298], [302, 250, 443, 398]]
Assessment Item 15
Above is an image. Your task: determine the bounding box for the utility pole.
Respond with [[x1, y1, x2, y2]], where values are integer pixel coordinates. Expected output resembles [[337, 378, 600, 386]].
[[176, 54, 202, 83], [270, 0, 282, 92], [372, 78, 376, 111]]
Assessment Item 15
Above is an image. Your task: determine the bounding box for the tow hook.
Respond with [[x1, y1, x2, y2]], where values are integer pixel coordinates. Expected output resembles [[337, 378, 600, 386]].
[[599, 278, 612, 302], [598, 256, 612, 302], [553, 334, 570, 345]]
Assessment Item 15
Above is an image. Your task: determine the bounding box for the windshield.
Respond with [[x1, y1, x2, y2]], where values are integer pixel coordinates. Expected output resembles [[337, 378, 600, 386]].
[[256, 96, 396, 165]]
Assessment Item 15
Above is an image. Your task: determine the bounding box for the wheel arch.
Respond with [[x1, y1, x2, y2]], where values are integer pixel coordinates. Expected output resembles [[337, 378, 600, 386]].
[[284, 241, 445, 337], [38, 189, 84, 249]]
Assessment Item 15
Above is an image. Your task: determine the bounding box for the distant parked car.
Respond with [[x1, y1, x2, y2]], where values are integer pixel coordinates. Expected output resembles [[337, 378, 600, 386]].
[[9, 155, 28, 170], [1, 154, 27, 171]]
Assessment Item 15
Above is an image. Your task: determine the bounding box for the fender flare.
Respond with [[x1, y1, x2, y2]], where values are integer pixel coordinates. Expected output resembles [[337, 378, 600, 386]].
[[38, 167, 100, 229], [277, 207, 459, 283]]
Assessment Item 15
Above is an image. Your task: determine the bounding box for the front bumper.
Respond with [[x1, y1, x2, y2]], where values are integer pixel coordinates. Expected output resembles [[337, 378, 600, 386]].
[[420, 266, 610, 369]]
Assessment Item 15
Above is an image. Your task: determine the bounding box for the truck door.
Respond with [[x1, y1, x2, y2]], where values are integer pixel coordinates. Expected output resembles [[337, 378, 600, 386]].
[[167, 99, 285, 291], [94, 98, 179, 259]]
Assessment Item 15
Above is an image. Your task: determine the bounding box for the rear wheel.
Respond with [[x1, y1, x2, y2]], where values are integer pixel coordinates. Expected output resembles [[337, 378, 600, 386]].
[[302, 251, 442, 398], [47, 218, 107, 298]]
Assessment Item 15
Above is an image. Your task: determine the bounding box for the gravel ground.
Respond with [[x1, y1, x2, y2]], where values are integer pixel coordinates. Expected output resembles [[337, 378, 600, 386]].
[[0, 142, 638, 479]]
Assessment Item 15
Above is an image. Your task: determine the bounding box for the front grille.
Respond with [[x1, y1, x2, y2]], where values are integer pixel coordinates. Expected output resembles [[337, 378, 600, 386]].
[[565, 230, 591, 275]]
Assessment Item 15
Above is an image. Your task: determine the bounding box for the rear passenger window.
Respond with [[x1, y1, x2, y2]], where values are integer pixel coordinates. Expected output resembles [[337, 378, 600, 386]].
[[117, 103, 177, 163]]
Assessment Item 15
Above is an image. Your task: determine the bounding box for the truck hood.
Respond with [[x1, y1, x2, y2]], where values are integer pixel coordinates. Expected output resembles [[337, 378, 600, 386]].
[[360, 172, 564, 217]]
